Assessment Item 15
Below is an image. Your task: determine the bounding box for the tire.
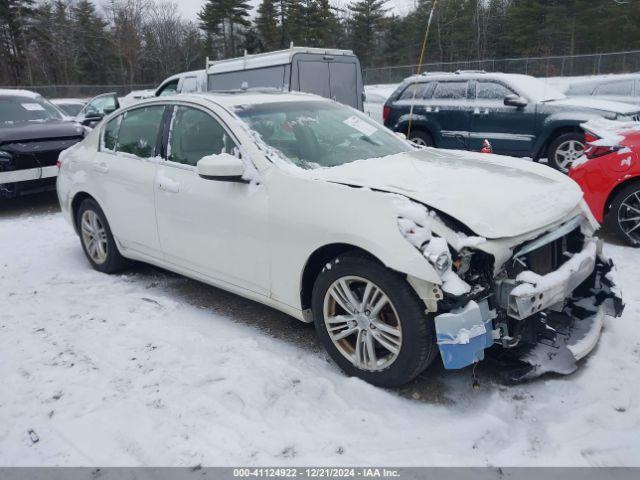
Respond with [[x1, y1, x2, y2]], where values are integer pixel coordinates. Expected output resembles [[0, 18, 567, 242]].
[[408, 129, 434, 147], [311, 253, 438, 387], [605, 182, 640, 247], [76, 198, 128, 273], [547, 132, 585, 173]]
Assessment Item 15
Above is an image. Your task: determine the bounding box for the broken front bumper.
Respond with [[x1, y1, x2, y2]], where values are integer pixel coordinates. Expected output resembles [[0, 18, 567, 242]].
[[434, 237, 624, 377]]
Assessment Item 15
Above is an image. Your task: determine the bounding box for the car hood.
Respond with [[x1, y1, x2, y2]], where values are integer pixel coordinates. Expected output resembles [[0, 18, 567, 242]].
[[546, 97, 640, 115], [0, 120, 85, 145], [308, 148, 583, 239]]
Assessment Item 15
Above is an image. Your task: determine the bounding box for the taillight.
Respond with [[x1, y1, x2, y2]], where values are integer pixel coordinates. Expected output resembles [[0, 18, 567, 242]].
[[585, 144, 622, 159], [383, 105, 391, 124], [56, 160, 62, 169], [583, 130, 622, 160]]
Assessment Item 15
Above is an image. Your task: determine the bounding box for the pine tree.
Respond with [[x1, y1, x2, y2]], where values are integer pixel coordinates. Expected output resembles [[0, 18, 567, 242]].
[[199, 0, 252, 58], [348, 0, 388, 67], [255, 0, 280, 51]]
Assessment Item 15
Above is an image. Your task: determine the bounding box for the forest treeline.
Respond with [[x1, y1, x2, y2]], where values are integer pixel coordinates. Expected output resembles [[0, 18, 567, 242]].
[[2, 0, 640, 87]]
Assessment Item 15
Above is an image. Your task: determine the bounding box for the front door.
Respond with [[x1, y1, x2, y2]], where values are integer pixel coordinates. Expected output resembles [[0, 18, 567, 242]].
[[468, 80, 536, 155], [154, 104, 270, 296]]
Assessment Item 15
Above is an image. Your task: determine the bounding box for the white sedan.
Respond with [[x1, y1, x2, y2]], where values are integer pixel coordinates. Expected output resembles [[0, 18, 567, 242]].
[[56, 92, 622, 387]]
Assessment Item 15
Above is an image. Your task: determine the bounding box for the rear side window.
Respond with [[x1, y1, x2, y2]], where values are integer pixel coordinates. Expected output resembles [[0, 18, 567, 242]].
[[115, 106, 165, 158], [210, 66, 287, 90], [596, 80, 634, 96], [398, 83, 430, 100], [433, 82, 468, 100], [476, 82, 514, 100], [102, 115, 122, 151], [168, 106, 237, 167]]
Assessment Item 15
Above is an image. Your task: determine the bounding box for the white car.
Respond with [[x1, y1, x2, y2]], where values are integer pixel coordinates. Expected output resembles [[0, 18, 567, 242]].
[[56, 92, 623, 387]]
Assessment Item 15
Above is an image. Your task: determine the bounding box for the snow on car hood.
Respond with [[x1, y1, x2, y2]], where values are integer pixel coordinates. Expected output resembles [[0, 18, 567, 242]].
[[546, 97, 640, 115], [309, 148, 583, 239]]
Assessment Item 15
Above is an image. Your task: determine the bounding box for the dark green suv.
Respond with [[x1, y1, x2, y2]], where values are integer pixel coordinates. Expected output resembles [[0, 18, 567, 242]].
[[383, 71, 640, 171]]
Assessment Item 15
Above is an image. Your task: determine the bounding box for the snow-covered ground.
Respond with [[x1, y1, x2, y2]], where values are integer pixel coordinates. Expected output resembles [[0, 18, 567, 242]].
[[1, 199, 639, 466]]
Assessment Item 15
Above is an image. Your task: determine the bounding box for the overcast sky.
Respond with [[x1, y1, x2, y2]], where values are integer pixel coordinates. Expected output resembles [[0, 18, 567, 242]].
[[174, 0, 417, 21]]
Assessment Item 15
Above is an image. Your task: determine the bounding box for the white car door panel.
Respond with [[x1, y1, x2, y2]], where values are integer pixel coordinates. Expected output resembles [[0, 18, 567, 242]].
[[91, 105, 165, 257], [155, 164, 270, 295], [155, 104, 270, 296]]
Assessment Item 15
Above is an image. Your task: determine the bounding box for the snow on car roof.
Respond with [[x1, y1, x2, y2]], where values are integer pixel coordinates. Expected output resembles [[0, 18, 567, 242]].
[[171, 90, 329, 109], [0, 88, 41, 99], [404, 72, 566, 102], [207, 47, 355, 74]]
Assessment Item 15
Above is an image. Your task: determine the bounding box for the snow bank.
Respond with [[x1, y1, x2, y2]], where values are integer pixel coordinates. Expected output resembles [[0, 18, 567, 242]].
[[1, 213, 640, 466]]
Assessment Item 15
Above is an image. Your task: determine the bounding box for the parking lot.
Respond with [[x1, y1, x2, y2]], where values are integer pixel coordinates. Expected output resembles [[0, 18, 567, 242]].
[[1, 192, 639, 466]]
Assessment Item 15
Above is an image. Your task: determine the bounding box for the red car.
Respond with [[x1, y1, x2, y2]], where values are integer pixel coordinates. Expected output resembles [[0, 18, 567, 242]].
[[570, 121, 640, 247]]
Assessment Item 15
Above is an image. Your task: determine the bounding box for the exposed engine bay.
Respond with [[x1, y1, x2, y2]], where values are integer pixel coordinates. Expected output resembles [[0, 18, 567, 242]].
[[396, 197, 624, 381]]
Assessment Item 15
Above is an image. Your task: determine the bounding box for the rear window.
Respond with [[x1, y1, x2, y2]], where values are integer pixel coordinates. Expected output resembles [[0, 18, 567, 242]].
[[0, 95, 64, 125], [433, 82, 468, 100]]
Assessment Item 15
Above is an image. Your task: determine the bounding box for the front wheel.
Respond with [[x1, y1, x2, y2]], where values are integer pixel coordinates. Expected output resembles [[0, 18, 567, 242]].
[[547, 132, 585, 172], [408, 129, 434, 147], [606, 182, 640, 247], [311, 253, 437, 387]]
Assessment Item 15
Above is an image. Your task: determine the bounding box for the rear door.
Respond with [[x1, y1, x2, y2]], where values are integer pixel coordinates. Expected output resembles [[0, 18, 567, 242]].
[[428, 80, 472, 149], [91, 104, 166, 257], [468, 80, 536, 155]]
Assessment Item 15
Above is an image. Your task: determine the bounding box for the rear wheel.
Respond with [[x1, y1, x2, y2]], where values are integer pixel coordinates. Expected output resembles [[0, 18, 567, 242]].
[[606, 182, 640, 247], [311, 253, 437, 387], [408, 129, 434, 147], [76, 198, 128, 273], [547, 132, 585, 172]]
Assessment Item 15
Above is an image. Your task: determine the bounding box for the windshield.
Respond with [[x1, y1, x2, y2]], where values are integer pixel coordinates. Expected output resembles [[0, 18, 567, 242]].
[[0, 95, 64, 125], [508, 75, 566, 102], [234, 101, 413, 168]]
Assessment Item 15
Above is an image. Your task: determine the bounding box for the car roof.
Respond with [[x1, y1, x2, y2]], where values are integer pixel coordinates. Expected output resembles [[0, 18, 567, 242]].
[[206, 46, 356, 74], [0, 88, 41, 99], [133, 90, 329, 110], [404, 72, 534, 84]]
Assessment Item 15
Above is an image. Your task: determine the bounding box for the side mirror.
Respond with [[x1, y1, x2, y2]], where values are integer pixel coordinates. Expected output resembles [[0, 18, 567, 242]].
[[81, 113, 104, 126], [197, 153, 245, 181], [504, 95, 528, 108]]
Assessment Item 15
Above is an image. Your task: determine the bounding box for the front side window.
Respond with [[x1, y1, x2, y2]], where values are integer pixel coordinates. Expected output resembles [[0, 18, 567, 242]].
[[115, 106, 165, 158], [0, 95, 63, 125], [168, 106, 236, 167], [596, 80, 634, 96], [181, 77, 198, 93], [158, 80, 179, 96], [432, 82, 468, 100], [235, 100, 413, 169], [398, 83, 430, 100], [476, 81, 515, 100]]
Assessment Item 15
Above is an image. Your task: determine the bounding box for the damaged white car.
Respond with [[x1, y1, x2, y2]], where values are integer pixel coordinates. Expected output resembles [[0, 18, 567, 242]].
[[56, 92, 624, 387]]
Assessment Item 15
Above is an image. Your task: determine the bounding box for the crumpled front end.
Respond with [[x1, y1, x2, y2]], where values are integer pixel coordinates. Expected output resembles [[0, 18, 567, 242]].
[[430, 215, 624, 380]]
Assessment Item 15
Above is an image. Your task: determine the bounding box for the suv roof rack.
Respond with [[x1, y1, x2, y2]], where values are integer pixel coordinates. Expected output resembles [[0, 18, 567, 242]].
[[454, 69, 486, 74]]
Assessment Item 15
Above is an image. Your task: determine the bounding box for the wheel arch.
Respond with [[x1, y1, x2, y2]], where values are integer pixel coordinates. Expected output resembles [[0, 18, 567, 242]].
[[299, 243, 384, 312], [536, 125, 583, 159], [71, 191, 98, 234], [604, 176, 640, 217]]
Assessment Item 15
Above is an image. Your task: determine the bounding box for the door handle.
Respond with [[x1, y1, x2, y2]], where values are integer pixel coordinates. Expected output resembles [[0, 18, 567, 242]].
[[158, 178, 180, 193], [473, 108, 490, 115], [92, 160, 109, 173]]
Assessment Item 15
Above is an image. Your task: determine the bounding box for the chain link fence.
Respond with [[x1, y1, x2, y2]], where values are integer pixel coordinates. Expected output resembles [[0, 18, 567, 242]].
[[363, 50, 640, 85], [0, 84, 157, 99]]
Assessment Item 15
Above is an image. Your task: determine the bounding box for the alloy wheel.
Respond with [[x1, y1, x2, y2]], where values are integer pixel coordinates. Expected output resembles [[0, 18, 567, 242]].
[[323, 276, 402, 371], [618, 190, 640, 244], [554, 139, 585, 172], [80, 210, 108, 264]]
